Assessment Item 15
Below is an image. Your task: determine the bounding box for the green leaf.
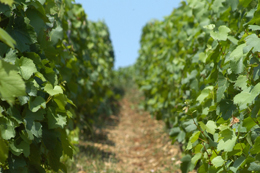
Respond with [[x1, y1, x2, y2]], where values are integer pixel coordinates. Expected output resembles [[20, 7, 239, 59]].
[[212, 0, 225, 12], [212, 156, 225, 168], [227, 0, 239, 11], [217, 129, 236, 152], [233, 92, 252, 110], [217, 74, 228, 102], [9, 140, 30, 157], [227, 36, 238, 45], [16, 57, 37, 80], [0, 60, 26, 104], [7, 17, 37, 52], [47, 108, 67, 129], [60, 129, 73, 158], [239, 0, 253, 7], [206, 120, 217, 135], [199, 52, 207, 63], [252, 100, 260, 118], [251, 136, 260, 154], [24, 108, 44, 139], [234, 83, 260, 110], [184, 119, 197, 133], [50, 25, 63, 45], [5, 49, 18, 64], [196, 86, 213, 103], [234, 75, 248, 90], [249, 25, 260, 31], [225, 43, 246, 62], [191, 153, 202, 169], [251, 82, 260, 96], [26, 8, 45, 35], [230, 156, 246, 172], [248, 162, 260, 171], [29, 96, 46, 112], [203, 24, 215, 30], [181, 155, 191, 173], [230, 58, 245, 74], [0, 134, 8, 164], [37, 0, 46, 5], [8, 155, 27, 171], [210, 25, 231, 41], [0, 116, 16, 140], [42, 125, 63, 171], [53, 94, 67, 111], [218, 100, 235, 120], [44, 83, 63, 96], [0, 28, 16, 48], [0, 0, 13, 6], [245, 34, 260, 53], [26, 80, 38, 97], [243, 117, 257, 131], [187, 131, 200, 150]]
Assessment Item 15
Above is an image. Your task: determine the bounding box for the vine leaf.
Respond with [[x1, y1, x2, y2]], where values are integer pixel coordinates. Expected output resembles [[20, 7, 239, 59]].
[[234, 75, 247, 90], [7, 17, 37, 52], [248, 162, 260, 171], [251, 136, 260, 154], [249, 25, 260, 31], [210, 25, 231, 41], [0, 28, 16, 48], [212, 0, 225, 12], [212, 156, 224, 168], [217, 74, 228, 102], [217, 129, 236, 152], [234, 83, 260, 110], [225, 43, 246, 63], [206, 120, 217, 134], [44, 83, 63, 96], [0, 116, 16, 140], [29, 96, 46, 112], [245, 34, 260, 53], [196, 86, 213, 103], [9, 140, 30, 157], [0, 60, 26, 104], [0, 134, 8, 164], [47, 108, 67, 129], [50, 25, 63, 45], [187, 131, 200, 150], [16, 57, 37, 80]]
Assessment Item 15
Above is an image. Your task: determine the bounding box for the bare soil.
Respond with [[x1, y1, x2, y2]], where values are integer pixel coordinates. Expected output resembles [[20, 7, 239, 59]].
[[76, 90, 182, 173]]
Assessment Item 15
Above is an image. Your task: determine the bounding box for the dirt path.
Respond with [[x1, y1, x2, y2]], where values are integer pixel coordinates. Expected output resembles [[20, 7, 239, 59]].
[[76, 93, 182, 173]]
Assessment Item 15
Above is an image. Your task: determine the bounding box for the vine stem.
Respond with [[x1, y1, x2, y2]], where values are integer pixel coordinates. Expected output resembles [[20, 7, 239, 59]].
[[201, 141, 212, 165], [46, 96, 52, 104]]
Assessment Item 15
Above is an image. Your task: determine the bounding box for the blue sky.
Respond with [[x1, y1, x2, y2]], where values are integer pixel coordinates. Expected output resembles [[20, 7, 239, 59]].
[[74, 0, 181, 69]]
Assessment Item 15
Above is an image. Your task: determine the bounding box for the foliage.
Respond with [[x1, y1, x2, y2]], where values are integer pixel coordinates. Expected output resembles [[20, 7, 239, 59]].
[[136, 0, 260, 172], [113, 66, 137, 90], [0, 0, 115, 172]]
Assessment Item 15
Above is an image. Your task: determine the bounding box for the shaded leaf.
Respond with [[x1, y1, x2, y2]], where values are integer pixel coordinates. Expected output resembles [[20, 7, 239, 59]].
[[29, 96, 46, 112]]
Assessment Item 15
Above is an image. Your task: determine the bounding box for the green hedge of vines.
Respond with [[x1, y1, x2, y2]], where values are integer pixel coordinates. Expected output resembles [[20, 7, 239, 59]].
[[136, 0, 260, 172], [0, 0, 115, 172]]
